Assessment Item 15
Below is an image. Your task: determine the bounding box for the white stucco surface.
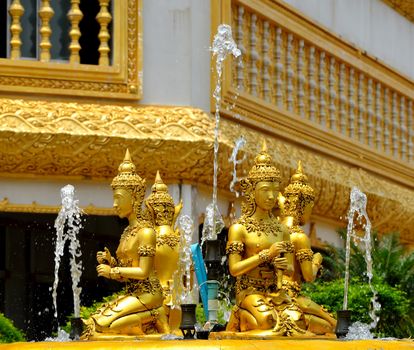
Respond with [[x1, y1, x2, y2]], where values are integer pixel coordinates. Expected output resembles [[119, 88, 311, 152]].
[[282, 0, 414, 80], [141, 0, 211, 110]]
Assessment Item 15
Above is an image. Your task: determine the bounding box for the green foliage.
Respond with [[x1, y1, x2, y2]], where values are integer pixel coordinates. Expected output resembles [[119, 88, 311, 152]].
[[302, 278, 412, 338], [304, 231, 414, 338], [0, 313, 25, 343]]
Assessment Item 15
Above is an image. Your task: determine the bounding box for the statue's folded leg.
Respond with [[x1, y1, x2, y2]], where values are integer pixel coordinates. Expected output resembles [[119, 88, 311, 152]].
[[296, 296, 336, 327], [239, 294, 277, 331], [93, 292, 164, 333]]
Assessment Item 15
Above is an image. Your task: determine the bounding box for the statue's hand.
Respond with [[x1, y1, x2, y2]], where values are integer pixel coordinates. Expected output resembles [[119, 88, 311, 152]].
[[272, 257, 288, 270], [96, 247, 112, 264], [269, 242, 286, 259], [96, 264, 111, 279], [313, 252, 323, 267]]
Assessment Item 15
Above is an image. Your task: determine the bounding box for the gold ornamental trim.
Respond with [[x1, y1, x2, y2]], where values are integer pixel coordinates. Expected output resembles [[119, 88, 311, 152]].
[[0, 197, 115, 216], [0, 97, 413, 244]]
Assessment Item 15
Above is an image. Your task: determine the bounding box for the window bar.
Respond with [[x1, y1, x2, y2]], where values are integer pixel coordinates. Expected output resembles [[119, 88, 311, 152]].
[[39, 0, 54, 62], [68, 0, 83, 64], [9, 0, 24, 59], [96, 0, 112, 66]]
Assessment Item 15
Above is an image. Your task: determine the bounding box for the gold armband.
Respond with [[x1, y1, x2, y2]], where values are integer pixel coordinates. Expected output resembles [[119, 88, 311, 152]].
[[226, 241, 244, 255], [258, 249, 271, 263], [109, 267, 122, 279], [138, 245, 156, 257], [296, 248, 313, 263]]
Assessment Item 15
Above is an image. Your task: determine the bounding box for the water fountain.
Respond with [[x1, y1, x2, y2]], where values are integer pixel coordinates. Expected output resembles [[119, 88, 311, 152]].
[[175, 215, 197, 339], [202, 23, 241, 243], [51, 184, 83, 340], [336, 187, 381, 339]]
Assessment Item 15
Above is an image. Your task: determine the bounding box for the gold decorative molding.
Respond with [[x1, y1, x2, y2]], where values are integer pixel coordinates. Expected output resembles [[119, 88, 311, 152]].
[[0, 0, 142, 99], [0, 197, 115, 216], [0, 97, 413, 244], [211, 0, 414, 190], [382, 0, 414, 23]]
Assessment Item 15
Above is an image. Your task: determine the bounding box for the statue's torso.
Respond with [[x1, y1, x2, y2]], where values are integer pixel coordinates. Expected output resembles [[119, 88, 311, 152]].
[[154, 225, 180, 288], [239, 216, 285, 280], [116, 225, 142, 267]]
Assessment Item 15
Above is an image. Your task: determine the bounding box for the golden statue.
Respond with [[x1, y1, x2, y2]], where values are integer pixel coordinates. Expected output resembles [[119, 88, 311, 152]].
[[278, 161, 336, 334], [144, 171, 183, 331], [82, 150, 169, 339], [225, 141, 307, 336]]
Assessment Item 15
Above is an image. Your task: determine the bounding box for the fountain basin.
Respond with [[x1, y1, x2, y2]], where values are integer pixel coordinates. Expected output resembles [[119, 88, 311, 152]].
[[0, 338, 412, 350]]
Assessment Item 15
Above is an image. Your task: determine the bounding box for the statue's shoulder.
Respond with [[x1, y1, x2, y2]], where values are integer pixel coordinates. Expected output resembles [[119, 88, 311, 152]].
[[290, 228, 311, 249], [134, 223, 156, 245], [228, 218, 248, 240]]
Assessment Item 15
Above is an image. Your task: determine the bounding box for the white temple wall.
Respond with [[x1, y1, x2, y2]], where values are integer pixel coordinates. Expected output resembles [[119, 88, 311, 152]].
[[140, 0, 211, 111], [283, 0, 414, 80]]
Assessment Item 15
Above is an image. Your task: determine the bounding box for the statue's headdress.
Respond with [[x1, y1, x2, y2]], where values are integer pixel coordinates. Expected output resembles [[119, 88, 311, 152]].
[[246, 140, 281, 185], [283, 161, 314, 199], [280, 161, 315, 224], [111, 149, 146, 203], [145, 171, 175, 225]]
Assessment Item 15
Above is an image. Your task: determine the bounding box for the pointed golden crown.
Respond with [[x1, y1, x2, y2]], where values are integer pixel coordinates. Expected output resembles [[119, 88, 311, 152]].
[[146, 171, 174, 207], [111, 149, 146, 190], [284, 161, 314, 199], [247, 140, 281, 184]]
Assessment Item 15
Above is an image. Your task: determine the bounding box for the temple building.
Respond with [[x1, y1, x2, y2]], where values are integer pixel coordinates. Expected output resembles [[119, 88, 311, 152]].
[[0, 0, 412, 340]]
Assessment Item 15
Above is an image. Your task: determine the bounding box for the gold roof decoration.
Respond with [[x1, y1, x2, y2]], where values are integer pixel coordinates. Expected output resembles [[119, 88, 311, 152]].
[[284, 161, 315, 200], [111, 149, 146, 190], [247, 140, 281, 184]]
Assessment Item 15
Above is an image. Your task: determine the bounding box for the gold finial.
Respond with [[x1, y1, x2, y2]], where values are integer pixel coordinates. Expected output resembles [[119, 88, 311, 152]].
[[290, 160, 308, 184], [261, 139, 267, 153], [297, 160, 303, 173], [151, 171, 168, 193], [111, 150, 145, 190]]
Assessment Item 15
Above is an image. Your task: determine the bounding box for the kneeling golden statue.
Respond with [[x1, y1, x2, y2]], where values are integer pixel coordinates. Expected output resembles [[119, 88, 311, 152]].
[[225, 142, 309, 337], [82, 150, 169, 339], [278, 161, 336, 334], [145, 171, 183, 331]]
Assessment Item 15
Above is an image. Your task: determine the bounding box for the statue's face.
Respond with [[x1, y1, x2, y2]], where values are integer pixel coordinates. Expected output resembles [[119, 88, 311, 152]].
[[254, 181, 279, 211], [113, 188, 133, 219]]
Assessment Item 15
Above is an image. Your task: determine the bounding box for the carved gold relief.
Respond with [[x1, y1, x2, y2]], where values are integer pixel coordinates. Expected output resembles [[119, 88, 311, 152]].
[[0, 97, 413, 245]]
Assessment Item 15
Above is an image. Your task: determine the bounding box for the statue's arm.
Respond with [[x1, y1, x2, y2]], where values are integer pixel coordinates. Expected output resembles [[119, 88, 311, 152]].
[[282, 227, 294, 276], [293, 232, 321, 282], [109, 227, 156, 281]]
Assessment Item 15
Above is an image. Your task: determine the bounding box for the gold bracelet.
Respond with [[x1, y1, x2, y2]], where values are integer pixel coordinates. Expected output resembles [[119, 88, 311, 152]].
[[110, 267, 122, 280], [258, 249, 271, 263]]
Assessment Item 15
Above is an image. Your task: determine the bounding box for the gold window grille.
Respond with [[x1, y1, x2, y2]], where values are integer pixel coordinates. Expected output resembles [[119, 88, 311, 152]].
[[0, 0, 142, 100]]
